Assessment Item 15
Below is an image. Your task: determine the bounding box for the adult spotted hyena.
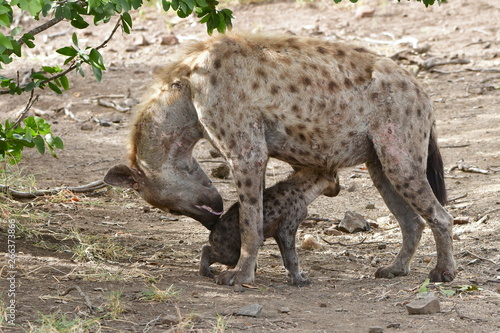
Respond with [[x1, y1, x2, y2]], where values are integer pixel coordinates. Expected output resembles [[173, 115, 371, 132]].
[[200, 168, 340, 286], [105, 33, 456, 286]]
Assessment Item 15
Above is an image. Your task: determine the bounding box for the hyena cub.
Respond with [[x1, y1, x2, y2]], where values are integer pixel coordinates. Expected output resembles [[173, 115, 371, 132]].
[[199, 168, 340, 286]]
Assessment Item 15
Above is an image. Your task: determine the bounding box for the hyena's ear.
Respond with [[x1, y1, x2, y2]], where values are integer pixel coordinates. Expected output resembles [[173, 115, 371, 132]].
[[104, 164, 139, 188]]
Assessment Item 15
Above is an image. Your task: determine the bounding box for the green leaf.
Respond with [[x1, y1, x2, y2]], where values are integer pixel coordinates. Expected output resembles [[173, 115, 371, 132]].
[[60, 75, 69, 90], [418, 278, 430, 293], [71, 16, 89, 29], [32, 135, 45, 154], [161, 0, 171, 11], [89, 49, 105, 70], [72, 32, 79, 48], [121, 11, 132, 30], [24, 82, 36, 92], [11, 26, 22, 36], [48, 82, 62, 94], [92, 66, 102, 82], [56, 46, 78, 57], [0, 33, 13, 49]]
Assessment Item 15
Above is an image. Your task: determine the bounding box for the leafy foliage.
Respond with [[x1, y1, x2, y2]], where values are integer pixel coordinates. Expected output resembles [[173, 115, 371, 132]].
[[0, 116, 63, 167], [418, 278, 482, 297]]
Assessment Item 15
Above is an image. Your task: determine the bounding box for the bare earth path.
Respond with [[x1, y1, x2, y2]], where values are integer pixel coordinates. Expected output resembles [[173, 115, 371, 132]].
[[1, 0, 499, 332]]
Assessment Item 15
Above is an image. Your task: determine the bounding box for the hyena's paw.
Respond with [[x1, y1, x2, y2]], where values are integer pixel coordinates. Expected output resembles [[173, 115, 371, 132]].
[[291, 274, 311, 287], [428, 266, 456, 283], [216, 268, 254, 286], [375, 265, 409, 279]]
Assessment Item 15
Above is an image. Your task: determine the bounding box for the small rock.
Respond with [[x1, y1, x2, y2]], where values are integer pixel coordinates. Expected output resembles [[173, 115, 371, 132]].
[[211, 164, 230, 179], [319, 303, 328, 308], [301, 234, 324, 250], [160, 314, 179, 325], [235, 304, 263, 317], [160, 34, 179, 46], [369, 327, 384, 333], [366, 203, 376, 209], [377, 243, 387, 250], [143, 206, 151, 213], [405, 297, 440, 315], [325, 227, 342, 236], [338, 211, 371, 233], [135, 34, 150, 46], [80, 122, 94, 131], [301, 220, 315, 228], [387, 323, 400, 329], [278, 307, 290, 314], [346, 183, 357, 192], [355, 5, 375, 18]]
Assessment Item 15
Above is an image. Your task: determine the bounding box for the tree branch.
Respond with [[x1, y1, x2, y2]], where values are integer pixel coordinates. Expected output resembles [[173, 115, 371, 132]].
[[17, 17, 65, 47], [1, 18, 122, 95], [6, 89, 39, 131]]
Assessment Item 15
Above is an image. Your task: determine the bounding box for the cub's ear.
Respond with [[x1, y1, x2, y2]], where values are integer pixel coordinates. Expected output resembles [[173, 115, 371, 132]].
[[104, 164, 138, 188]]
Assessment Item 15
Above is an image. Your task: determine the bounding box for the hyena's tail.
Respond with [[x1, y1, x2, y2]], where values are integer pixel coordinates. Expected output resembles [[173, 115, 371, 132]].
[[426, 129, 447, 205]]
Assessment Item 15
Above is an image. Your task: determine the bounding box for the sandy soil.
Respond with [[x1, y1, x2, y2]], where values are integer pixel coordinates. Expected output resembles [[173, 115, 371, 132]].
[[1, 0, 499, 332]]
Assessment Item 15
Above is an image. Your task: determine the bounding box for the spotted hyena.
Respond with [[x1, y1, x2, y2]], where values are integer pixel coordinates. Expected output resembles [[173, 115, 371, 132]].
[[105, 33, 456, 286], [200, 168, 339, 286]]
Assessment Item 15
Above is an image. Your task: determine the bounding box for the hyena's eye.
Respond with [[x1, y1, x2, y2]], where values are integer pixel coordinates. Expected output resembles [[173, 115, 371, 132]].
[[171, 81, 182, 90]]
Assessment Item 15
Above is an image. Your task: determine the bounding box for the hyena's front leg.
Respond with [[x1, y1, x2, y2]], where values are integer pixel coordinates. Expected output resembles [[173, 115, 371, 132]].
[[215, 131, 268, 286]]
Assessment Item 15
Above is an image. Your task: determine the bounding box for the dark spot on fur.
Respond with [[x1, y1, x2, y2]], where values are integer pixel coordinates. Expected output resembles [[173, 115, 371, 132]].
[[302, 77, 312, 86], [344, 78, 353, 88], [417, 109, 422, 117], [239, 194, 245, 202], [237, 180, 242, 188], [210, 75, 217, 86], [214, 59, 222, 69], [317, 46, 327, 54], [298, 133, 306, 142], [354, 47, 367, 53], [252, 81, 259, 90], [291, 104, 299, 113], [271, 84, 279, 95], [336, 49, 346, 57], [220, 128, 226, 137], [289, 84, 298, 93], [285, 126, 293, 135], [249, 197, 258, 205], [403, 182, 410, 189], [328, 81, 338, 92], [245, 178, 253, 187], [256, 68, 267, 78], [387, 127, 393, 134]]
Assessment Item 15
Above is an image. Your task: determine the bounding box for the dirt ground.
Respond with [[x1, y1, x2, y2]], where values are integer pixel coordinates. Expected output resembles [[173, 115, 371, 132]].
[[1, 0, 499, 332]]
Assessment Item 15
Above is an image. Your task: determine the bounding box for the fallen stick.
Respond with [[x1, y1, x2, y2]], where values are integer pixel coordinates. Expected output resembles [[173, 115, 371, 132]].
[[0, 179, 107, 199], [60, 286, 96, 313]]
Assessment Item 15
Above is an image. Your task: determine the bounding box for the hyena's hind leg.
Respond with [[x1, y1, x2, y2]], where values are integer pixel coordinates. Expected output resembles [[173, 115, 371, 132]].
[[366, 157, 426, 278], [369, 132, 456, 282]]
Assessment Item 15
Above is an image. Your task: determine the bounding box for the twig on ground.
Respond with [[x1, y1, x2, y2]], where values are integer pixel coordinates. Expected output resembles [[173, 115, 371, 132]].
[[441, 144, 470, 149], [475, 215, 489, 224], [462, 250, 497, 265], [448, 193, 468, 203], [449, 160, 489, 175], [306, 217, 336, 223], [0, 179, 108, 199], [60, 285, 96, 313]]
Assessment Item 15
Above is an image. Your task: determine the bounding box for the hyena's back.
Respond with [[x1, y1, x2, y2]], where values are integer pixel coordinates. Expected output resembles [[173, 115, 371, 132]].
[[165, 34, 435, 175]]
